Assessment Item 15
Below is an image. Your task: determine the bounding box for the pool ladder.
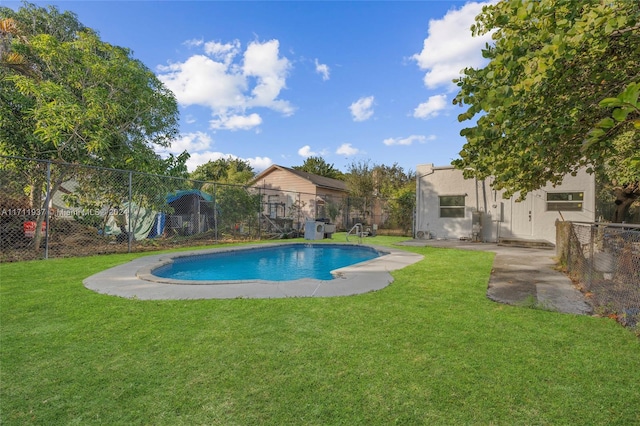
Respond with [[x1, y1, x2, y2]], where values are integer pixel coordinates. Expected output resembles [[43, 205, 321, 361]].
[[346, 223, 364, 243]]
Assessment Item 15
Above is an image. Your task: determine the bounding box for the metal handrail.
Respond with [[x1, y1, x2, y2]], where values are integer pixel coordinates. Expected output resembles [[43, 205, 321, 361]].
[[346, 223, 363, 243]]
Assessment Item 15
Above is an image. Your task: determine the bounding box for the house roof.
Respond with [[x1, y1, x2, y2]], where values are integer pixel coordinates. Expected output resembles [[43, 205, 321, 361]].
[[252, 165, 348, 192]]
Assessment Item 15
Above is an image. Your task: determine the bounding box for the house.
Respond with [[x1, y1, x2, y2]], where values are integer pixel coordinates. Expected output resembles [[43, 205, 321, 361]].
[[415, 164, 596, 244], [250, 165, 349, 232]]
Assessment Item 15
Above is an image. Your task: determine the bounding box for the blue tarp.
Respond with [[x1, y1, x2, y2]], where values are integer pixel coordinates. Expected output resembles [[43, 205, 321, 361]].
[[148, 213, 166, 239]]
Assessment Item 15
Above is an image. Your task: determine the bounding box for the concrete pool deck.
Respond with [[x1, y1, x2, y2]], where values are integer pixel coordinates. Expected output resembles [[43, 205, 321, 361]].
[[83, 244, 424, 300]]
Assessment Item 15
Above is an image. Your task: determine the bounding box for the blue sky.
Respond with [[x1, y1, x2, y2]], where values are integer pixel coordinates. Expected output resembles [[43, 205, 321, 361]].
[[5, 1, 495, 173]]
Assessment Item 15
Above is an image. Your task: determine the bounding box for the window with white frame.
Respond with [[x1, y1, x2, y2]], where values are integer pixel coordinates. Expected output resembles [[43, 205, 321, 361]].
[[439, 195, 466, 218], [546, 192, 584, 211]]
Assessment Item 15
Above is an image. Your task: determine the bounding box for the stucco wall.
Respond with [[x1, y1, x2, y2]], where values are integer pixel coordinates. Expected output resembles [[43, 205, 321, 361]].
[[415, 164, 595, 244]]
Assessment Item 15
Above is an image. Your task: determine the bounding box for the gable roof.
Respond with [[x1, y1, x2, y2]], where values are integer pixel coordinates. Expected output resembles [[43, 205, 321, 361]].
[[252, 165, 348, 192]]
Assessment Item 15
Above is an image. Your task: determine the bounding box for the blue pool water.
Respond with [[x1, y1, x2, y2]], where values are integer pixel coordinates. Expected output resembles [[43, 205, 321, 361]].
[[152, 244, 382, 281]]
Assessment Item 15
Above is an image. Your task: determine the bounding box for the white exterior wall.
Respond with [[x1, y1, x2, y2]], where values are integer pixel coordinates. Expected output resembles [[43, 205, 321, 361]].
[[415, 164, 595, 244]]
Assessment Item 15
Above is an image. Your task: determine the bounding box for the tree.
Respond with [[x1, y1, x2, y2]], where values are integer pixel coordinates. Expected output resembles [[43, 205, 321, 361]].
[[388, 186, 415, 234], [292, 156, 343, 180], [191, 158, 257, 237], [344, 160, 374, 224], [1, 3, 183, 168], [222, 158, 255, 184], [191, 157, 255, 185], [0, 3, 185, 248], [191, 159, 231, 184], [453, 0, 639, 220], [0, 17, 36, 77], [588, 84, 640, 221], [214, 185, 261, 238], [596, 130, 640, 222], [370, 163, 415, 230], [343, 160, 416, 227], [372, 163, 415, 198]]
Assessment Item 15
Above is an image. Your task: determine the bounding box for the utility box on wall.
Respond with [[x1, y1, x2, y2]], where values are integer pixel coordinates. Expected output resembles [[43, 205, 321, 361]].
[[472, 211, 483, 242]]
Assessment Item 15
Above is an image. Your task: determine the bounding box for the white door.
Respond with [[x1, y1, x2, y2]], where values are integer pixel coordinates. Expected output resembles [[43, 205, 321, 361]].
[[511, 197, 533, 237]]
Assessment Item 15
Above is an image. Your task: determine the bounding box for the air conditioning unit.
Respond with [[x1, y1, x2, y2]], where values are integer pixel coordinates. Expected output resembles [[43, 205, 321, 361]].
[[304, 220, 325, 240], [324, 223, 336, 238], [416, 230, 431, 239]]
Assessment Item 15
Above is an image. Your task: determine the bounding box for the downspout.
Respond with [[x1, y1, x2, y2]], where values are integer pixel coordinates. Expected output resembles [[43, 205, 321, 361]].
[[482, 180, 488, 213], [475, 177, 479, 211], [415, 168, 435, 239]]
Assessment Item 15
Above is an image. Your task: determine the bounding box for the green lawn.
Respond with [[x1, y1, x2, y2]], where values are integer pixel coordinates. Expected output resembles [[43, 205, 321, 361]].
[[1, 237, 639, 425]]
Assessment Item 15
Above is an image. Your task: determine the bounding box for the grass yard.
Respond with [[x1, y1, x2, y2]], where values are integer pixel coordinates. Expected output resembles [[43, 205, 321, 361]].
[[1, 237, 639, 425]]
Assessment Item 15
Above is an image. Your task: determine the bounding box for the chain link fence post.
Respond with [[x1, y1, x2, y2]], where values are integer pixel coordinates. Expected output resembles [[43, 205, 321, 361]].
[[127, 170, 132, 253], [43, 161, 50, 259]]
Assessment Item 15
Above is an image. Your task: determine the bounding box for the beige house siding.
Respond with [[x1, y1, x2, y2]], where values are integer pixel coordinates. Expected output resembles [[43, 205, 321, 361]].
[[251, 165, 349, 230], [256, 172, 317, 194]]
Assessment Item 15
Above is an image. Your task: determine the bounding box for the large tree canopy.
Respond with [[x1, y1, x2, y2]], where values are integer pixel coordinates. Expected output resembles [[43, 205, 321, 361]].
[[0, 3, 187, 249], [0, 3, 183, 173], [453, 0, 639, 208], [190, 157, 255, 185]]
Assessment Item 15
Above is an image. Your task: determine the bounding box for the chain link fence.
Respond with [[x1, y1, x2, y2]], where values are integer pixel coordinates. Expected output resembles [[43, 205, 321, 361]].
[[1, 156, 404, 262], [557, 221, 640, 328]]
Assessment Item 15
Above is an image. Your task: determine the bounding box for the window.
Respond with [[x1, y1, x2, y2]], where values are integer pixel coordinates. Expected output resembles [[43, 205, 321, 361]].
[[546, 192, 584, 211], [268, 195, 280, 218], [316, 199, 326, 219], [439, 195, 466, 218]]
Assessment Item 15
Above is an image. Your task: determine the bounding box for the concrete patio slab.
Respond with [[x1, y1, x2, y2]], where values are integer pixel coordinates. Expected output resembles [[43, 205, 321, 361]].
[[399, 239, 592, 315]]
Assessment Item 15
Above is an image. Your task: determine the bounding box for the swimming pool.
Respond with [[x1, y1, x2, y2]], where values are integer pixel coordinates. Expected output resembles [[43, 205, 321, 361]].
[[151, 243, 382, 281], [84, 243, 424, 299]]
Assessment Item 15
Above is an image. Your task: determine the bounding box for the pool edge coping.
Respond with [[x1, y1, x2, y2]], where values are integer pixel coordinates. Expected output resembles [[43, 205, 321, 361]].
[[136, 242, 387, 285]]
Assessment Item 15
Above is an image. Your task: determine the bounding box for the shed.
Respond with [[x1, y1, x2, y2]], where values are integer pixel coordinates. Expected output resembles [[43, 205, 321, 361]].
[[166, 189, 216, 235]]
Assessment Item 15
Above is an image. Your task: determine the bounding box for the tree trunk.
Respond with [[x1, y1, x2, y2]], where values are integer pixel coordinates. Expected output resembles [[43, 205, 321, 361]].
[[32, 173, 65, 253], [612, 182, 639, 223]]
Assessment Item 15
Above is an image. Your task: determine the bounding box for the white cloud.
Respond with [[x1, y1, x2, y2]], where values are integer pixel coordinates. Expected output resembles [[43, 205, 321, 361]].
[[246, 156, 273, 172], [315, 59, 330, 81], [204, 39, 241, 64], [336, 143, 359, 156], [383, 135, 429, 146], [158, 55, 247, 110], [349, 96, 375, 122], [183, 38, 203, 48], [413, 94, 448, 119], [160, 131, 213, 156], [157, 39, 293, 130], [182, 151, 273, 173], [298, 145, 317, 157], [411, 1, 496, 89], [297, 145, 328, 158], [184, 151, 223, 172], [153, 130, 273, 173], [210, 113, 262, 131], [243, 40, 294, 115]]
